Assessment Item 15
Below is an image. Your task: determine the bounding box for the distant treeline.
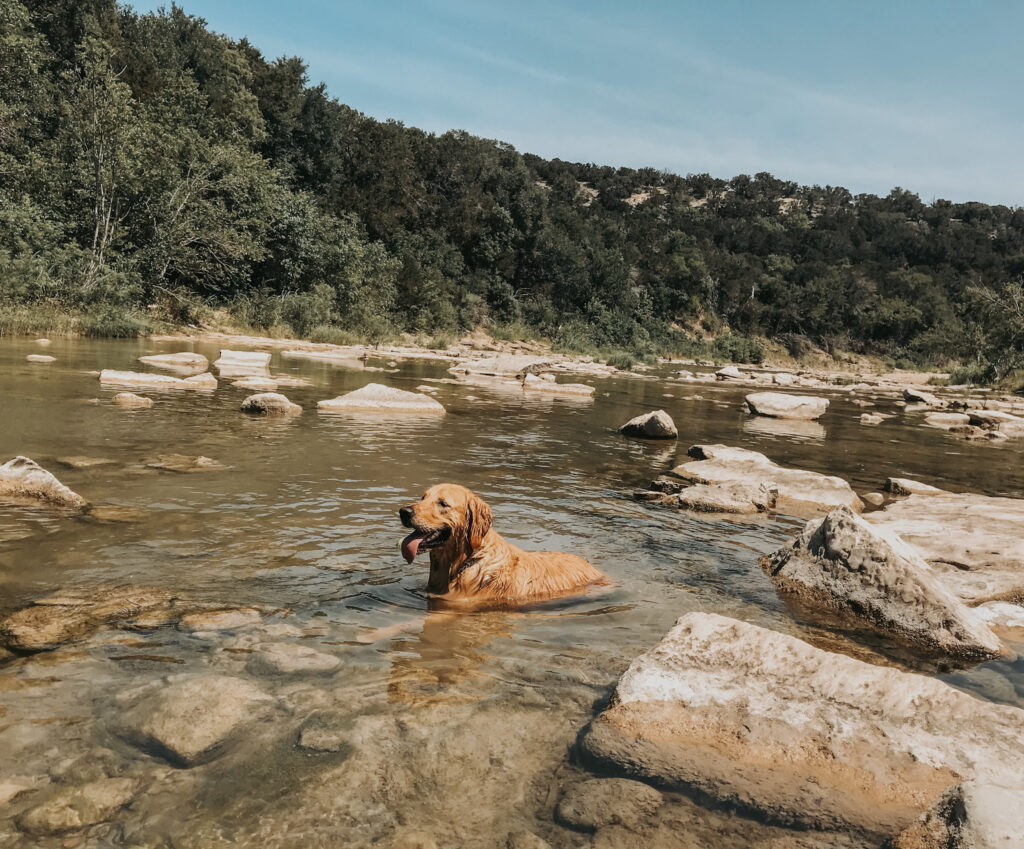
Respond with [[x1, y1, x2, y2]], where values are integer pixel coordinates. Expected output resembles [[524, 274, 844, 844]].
[[2, 1, 1023, 377]]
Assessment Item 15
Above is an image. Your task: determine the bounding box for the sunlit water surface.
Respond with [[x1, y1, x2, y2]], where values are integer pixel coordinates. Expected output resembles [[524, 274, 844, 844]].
[[1, 339, 1023, 848]]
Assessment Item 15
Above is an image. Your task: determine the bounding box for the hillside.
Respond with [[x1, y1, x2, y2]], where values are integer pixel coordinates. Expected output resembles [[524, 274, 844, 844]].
[[2, 0, 1023, 378]]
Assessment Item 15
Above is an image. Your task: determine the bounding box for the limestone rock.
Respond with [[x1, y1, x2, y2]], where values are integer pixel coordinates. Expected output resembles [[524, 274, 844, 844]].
[[903, 387, 945, 406], [0, 456, 87, 509], [55, 456, 116, 470], [246, 642, 341, 675], [213, 349, 271, 377], [522, 373, 595, 396], [113, 392, 153, 408], [866, 493, 1024, 604], [886, 780, 1024, 849], [861, 413, 884, 425], [716, 365, 742, 380], [177, 608, 262, 633], [448, 354, 553, 377], [670, 481, 777, 514], [0, 585, 177, 652], [555, 778, 663, 832], [297, 725, 348, 753], [578, 613, 1024, 837], [772, 372, 796, 385], [146, 454, 226, 473], [884, 477, 946, 496], [138, 352, 208, 372], [506, 832, 552, 849], [232, 377, 279, 391], [240, 392, 302, 415], [745, 392, 829, 420], [100, 370, 216, 390], [670, 444, 862, 516], [760, 506, 1003, 657], [317, 383, 445, 414], [923, 412, 970, 429], [618, 410, 678, 439], [118, 674, 273, 766], [26, 354, 56, 363], [16, 778, 137, 835], [863, 492, 885, 506], [34, 337, 51, 345]]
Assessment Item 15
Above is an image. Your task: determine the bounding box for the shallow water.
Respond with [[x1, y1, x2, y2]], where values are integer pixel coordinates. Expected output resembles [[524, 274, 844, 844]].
[[1, 338, 1023, 848]]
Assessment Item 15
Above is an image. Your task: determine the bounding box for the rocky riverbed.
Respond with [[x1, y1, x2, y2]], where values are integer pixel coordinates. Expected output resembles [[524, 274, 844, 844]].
[[1, 336, 1023, 848]]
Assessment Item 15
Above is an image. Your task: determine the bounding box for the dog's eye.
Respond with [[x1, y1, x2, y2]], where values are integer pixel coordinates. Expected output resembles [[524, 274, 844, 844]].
[[438, 499, 448, 509]]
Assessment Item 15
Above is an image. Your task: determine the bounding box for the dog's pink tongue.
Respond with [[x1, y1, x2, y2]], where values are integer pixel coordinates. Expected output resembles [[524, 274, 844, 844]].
[[401, 530, 426, 563]]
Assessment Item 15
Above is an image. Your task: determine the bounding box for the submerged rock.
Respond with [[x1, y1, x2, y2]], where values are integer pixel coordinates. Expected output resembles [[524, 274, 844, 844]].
[[232, 376, 279, 391], [522, 373, 595, 396], [246, 642, 341, 675], [578, 613, 1024, 837], [745, 392, 829, 420], [146, 454, 226, 473], [113, 391, 153, 409], [118, 674, 274, 766], [55, 456, 116, 470], [317, 383, 445, 414], [668, 444, 862, 516], [760, 506, 1003, 657], [177, 608, 262, 633], [100, 370, 216, 390], [866, 493, 1024, 604], [240, 392, 302, 415], [0, 456, 87, 509], [0, 585, 177, 652], [860, 413, 884, 425], [618, 410, 678, 439], [886, 780, 1024, 849], [555, 778, 663, 832], [26, 354, 56, 363], [16, 777, 138, 835], [138, 351, 209, 372]]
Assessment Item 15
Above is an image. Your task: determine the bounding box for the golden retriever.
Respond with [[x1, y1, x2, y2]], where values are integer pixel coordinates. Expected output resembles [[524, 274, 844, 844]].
[[398, 483, 607, 604]]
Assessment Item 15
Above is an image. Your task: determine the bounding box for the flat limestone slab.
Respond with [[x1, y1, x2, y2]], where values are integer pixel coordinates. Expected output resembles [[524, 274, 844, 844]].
[[670, 444, 862, 516], [579, 613, 1024, 837], [317, 383, 445, 414], [138, 352, 208, 372], [0, 456, 87, 509], [449, 354, 553, 377], [745, 392, 829, 420], [99, 370, 216, 390], [761, 507, 1002, 657], [866, 493, 1024, 604], [522, 373, 595, 396]]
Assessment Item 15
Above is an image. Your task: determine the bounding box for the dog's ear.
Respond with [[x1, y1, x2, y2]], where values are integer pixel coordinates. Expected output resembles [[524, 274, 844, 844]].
[[466, 492, 492, 552]]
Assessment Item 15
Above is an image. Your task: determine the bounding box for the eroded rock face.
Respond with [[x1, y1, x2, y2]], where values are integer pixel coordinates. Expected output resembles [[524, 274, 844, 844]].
[[618, 410, 678, 439], [317, 383, 445, 414], [240, 392, 302, 415], [0, 586, 178, 652], [578, 613, 1024, 837], [745, 392, 829, 420], [669, 444, 862, 516], [885, 780, 1024, 849], [760, 507, 1003, 657], [118, 674, 274, 766], [99, 370, 216, 390], [113, 391, 153, 408], [0, 456, 87, 509], [866, 493, 1024, 605]]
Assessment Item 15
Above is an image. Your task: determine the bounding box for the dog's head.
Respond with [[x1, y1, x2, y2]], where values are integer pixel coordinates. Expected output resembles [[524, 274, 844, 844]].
[[398, 484, 492, 564]]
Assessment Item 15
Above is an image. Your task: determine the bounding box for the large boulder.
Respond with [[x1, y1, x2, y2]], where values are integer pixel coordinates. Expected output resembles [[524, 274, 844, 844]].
[[866, 493, 1024, 605], [886, 780, 1024, 849], [578, 613, 1024, 837], [669, 444, 862, 516], [0, 456, 87, 509], [240, 392, 301, 415], [317, 383, 445, 414], [138, 351, 208, 372], [618, 410, 678, 439], [744, 392, 829, 420], [760, 507, 1003, 657], [99, 370, 216, 390], [0, 586, 178, 652], [118, 674, 274, 766]]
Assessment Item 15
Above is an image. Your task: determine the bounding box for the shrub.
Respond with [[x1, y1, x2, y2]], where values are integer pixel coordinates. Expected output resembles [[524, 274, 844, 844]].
[[79, 306, 150, 337], [713, 333, 764, 364], [605, 351, 636, 370]]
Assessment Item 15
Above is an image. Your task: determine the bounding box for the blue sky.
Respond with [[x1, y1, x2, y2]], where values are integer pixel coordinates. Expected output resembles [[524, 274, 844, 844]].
[[132, 1, 1022, 205]]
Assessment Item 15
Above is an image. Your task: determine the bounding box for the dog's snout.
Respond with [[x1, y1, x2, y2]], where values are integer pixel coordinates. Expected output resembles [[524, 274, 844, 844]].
[[399, 506, 414, 527]]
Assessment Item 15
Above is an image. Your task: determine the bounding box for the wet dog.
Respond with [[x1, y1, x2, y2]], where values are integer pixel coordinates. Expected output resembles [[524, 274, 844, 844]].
[[398, 483, 607, 604]]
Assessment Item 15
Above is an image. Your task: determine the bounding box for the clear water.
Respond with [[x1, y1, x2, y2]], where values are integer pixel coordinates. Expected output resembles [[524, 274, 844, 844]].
[[1, 338, 1022, 848]]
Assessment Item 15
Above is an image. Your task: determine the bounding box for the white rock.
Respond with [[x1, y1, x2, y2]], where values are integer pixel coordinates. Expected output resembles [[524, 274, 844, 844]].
[[240, 392, 301, 415], [118, 674, 273, 766], [889, 780, 1024, 849], [745, 392, 829, 420], [214, 349, 271, 378], [884, 477, 946, 496], [974, 601, 1024, 632], [26, 354, 56, 363], [317, 383, 445, 414], [113, 392, 153, 409], [0, 456, 87, 509], [522, 373, 595, 396], [618, 410, 678, 439], [579, 613, 1024, 836], [99, 370, 216, 390], [923, 412, 971, 429], [761, 506, 1002, 657], [771, 372, 796, 385], [715, 365, 742, 380], [34, 338, 51, 346], [138, 351, 208, 371], [903, 387, 945, 406]]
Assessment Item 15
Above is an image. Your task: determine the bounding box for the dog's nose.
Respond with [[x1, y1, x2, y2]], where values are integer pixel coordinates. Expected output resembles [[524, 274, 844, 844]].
[[399, 506, 413, 527]]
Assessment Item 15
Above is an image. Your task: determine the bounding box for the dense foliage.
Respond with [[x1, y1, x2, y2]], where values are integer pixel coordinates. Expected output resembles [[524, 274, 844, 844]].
[[2, 1, 1023, 375]]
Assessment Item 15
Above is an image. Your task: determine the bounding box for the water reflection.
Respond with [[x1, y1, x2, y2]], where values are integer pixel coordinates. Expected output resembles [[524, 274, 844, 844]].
[[742, 415, 827, 441]]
